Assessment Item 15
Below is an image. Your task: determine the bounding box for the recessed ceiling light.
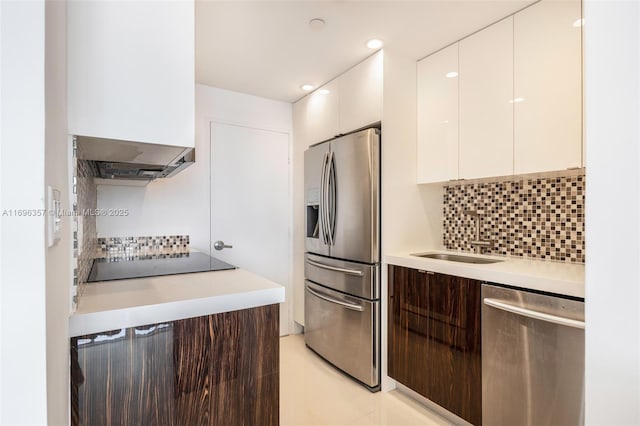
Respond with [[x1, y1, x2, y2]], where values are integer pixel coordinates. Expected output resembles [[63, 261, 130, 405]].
[[309, 18, 326, 31], [445, 71, 459, 78], [509, 97, 525, 104], [318, 89, 330, 95], [366, 39, 383, 49], [573, 18, 585, 28], [301, 84, 315, 91]]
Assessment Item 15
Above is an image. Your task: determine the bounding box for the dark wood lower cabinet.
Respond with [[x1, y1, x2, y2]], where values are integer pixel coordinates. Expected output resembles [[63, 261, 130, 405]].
[[71, 304, 279, 426], [388, 265, 482, 426]]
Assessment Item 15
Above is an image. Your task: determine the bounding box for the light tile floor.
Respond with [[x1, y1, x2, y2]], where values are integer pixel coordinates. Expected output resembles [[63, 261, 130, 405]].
[[280, 334, 455, 426]]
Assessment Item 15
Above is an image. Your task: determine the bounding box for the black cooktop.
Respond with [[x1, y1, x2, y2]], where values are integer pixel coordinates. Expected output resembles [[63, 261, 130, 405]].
[[87, 252, 236, 283]]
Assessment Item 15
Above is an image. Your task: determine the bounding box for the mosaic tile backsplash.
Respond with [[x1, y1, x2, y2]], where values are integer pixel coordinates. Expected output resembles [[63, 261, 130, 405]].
[[72, 141, 100, 308], [98, 235, 190, 258], [96, 252, 193, 263], [443, 174, 585, 263]]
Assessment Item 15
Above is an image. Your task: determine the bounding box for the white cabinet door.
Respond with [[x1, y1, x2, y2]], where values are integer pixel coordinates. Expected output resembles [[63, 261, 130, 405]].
[[299, 80, 340, 145], [338, 51, 383, 133], [294, 51, 382, 146], [514, 0, 582, 174], [417, 44, 459, 183], [68, 1, 194, 148], [459, 17, 514, 179]]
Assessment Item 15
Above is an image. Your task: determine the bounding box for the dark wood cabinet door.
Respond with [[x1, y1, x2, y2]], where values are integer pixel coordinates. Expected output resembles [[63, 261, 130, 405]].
[[71, 324, 177, 426], [388, 265, 430, 396], [173, 315, 212, 426], [71, 304, 279, 426], [425, 272, 482, 426], [208, 306, 279, 426], [387, 266, 482, 426]]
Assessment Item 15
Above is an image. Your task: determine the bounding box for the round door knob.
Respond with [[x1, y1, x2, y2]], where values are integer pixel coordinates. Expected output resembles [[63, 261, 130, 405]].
[[213, 240, 233, 251]]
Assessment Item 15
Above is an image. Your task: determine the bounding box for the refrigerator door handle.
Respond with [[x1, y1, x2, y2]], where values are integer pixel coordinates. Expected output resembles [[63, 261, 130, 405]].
[[323, 151, 333, 246], [328, 151, 336, 246], [306, 286, 365, 312], [305, 258, 364, 276], [319, 153, 329, 244]]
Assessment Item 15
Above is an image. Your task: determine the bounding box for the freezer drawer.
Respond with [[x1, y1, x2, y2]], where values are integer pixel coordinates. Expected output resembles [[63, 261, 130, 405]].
[[482, 284, 585, 426], [304, 281, 379, 390], [304, 253, 379, 300]]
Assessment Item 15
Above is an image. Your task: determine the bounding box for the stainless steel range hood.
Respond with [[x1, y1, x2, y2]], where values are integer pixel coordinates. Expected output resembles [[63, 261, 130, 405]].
[[76, 136, 195, 184]]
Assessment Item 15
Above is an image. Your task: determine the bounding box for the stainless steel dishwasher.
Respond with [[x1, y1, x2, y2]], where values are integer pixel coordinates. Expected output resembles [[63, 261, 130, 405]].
[[482, 284, 585, 426]]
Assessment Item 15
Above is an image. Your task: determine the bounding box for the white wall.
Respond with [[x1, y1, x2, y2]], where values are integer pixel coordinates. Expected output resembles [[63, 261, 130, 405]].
[[45, 0, 72, 424], [0, 0, 3, 414], [97, 164, 211, 251], [291, 97, 310, 328], [381, 49, 444, 256], [584, 1, 640, 424], [0, 1, 49, 424], [0, 0, 4, 417], [379, 48, 444, 392], [196, 84, 292, 133], [97, 85, 292, 253]]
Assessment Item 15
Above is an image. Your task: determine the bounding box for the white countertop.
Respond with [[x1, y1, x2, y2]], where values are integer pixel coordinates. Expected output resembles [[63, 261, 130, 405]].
[[69, 268, 285, 337], [385, 250, 584, 298]]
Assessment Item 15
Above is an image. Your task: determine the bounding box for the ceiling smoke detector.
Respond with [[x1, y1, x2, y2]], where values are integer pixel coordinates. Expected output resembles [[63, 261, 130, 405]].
[[309, 18, 326, 31]]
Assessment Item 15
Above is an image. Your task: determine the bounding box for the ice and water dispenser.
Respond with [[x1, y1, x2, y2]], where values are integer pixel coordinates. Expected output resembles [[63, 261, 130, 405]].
[[306, 188, 320, 239]]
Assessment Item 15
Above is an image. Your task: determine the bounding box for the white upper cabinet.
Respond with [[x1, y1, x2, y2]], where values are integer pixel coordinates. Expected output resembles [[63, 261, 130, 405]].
[[294, 51, 383, 146], [416, 0, 583, 184], [338, 51, 383, 134], [67, 0, 195, 148], [417, 44, 459, 183], [514, 0, 582, 174], [298, 80, 340, 145], [459, 17, 514, 179]]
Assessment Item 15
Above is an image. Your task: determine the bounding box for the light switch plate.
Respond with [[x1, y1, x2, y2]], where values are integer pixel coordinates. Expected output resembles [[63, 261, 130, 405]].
[[47, 185, 62, 247]]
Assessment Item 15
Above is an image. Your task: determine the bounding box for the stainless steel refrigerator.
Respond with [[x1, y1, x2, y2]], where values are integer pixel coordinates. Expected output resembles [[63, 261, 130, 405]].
[[304, 127, 380, 391]]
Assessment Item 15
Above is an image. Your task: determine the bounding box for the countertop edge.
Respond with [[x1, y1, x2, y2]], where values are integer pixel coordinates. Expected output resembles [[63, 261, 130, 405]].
[[384, 253, 584, 299], [69, 286, 285, 337]]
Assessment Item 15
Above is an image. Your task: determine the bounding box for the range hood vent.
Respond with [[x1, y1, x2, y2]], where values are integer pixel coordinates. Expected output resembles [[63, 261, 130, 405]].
[[76, 136, 195, 183]]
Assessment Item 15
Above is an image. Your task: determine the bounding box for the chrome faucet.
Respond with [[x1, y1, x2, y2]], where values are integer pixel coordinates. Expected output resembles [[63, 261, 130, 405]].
[[463, 210, 494, 252]]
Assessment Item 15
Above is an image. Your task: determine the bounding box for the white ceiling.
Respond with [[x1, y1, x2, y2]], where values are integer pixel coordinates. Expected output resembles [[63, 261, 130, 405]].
[[196, 1, 535, 103]]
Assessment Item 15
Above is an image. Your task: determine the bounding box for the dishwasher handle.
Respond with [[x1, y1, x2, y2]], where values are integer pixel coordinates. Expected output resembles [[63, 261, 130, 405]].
[[484, 298, 585, 329]]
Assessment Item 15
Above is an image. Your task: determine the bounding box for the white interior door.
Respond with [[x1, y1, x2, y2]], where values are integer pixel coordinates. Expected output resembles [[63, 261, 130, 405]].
[[210, 122, 291, 336]]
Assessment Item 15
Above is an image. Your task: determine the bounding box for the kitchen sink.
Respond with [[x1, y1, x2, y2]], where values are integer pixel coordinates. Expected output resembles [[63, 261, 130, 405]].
[[411, 253, 503, 264]]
